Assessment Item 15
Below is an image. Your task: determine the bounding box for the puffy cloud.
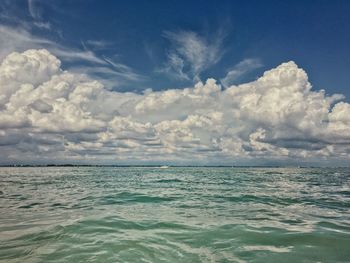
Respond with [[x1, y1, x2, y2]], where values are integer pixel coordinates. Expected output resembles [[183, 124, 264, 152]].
[[1, 49, 350, 165]]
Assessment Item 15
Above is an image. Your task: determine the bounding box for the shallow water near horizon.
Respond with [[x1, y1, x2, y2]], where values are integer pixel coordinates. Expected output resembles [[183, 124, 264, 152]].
[[0, 167, 350, 262]]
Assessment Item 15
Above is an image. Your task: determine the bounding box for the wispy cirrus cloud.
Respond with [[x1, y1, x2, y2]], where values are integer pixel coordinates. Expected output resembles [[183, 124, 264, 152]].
[[160, 30, 225, 81], [0, 0, 145, 90], [27, 0, 52, 30], [33, 21, 51, 30], [221, 58, 263, 87], [0, 25, 105, 64], [85, 40, 115, 50], [0, 24, 145, 89], [28, 0, 41, 19]]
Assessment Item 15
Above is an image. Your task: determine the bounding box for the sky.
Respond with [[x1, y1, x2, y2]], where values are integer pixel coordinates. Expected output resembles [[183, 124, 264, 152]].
[[0, 0, 350, 166]]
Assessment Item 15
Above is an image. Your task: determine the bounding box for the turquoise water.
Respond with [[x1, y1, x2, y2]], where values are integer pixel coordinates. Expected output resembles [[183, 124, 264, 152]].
[[0, 167, 350, 262]]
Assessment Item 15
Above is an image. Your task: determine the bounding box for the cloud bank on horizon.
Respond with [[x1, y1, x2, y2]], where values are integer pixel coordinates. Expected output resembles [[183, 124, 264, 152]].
[[0, 49, 350, 165]]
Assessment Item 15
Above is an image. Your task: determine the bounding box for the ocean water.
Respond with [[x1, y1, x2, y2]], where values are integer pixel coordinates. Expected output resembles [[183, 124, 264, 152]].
[[0, 167, 350, 263]]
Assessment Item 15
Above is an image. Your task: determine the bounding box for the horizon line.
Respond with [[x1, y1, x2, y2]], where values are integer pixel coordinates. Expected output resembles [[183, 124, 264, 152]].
[[1, 164, 349, 168]]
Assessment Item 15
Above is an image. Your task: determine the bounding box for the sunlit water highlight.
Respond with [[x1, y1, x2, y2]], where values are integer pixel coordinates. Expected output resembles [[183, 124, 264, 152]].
[[1, 167, 350, 262]]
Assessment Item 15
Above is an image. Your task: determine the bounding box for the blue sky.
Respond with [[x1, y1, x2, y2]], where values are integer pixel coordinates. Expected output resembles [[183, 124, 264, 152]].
[[1, 0, 350, 165], [1, 0, 350, 96]]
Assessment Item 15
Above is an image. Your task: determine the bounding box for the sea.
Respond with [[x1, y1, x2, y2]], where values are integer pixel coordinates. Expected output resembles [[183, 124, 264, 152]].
[[0, 167, 349, 262]]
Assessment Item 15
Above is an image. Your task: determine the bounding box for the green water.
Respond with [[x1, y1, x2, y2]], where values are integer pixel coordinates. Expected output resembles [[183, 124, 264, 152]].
[[0, 167, 349, 262]]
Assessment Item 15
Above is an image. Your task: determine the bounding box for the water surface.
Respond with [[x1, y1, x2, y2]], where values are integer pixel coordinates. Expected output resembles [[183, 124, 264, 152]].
[[1, 167, 349, 262]]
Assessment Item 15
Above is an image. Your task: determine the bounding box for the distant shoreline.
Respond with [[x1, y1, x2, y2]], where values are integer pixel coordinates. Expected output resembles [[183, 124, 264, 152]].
[[0, 164, 348, 168]]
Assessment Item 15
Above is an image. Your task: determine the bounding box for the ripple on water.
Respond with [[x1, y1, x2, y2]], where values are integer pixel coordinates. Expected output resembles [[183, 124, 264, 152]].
[[0, 167, 350, 262]]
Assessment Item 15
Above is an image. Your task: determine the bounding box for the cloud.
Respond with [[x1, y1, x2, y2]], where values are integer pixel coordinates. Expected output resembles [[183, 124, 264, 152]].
[[1, 49, 350, 165], [160, 30, 224, 81], [28, 0, 41, 19], [221, 58, 263, 87], [26, 0, 52, 30], [0, 25, 144, 89], [85, 40, 114, 50], [0, 25, 104, 64], [33, 21, 51, 30], [0, 0, 146, 90]]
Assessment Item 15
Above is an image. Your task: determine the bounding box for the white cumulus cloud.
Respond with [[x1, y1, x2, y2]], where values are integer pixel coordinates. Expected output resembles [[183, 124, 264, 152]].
[[1, 49, 350, 165]]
